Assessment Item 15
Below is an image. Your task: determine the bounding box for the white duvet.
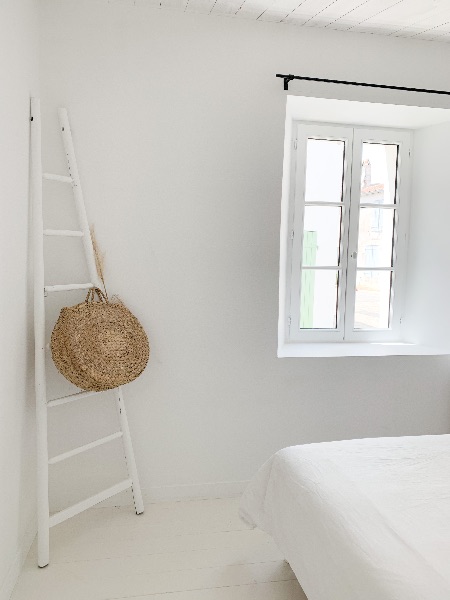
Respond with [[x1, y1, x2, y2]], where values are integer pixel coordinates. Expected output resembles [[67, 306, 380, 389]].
[[240, 435, 450, 600]]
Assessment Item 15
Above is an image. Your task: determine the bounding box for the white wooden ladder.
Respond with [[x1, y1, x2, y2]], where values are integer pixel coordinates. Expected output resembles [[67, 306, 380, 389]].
[[30, 98, 144, 568]]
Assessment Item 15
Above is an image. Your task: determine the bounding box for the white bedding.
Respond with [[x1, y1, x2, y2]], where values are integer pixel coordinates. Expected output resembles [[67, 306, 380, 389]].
[[240, 435, 450, 600]]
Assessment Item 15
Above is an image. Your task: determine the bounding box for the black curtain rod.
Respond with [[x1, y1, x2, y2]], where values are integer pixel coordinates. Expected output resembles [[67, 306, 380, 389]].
[[276, 73, 450, 96]]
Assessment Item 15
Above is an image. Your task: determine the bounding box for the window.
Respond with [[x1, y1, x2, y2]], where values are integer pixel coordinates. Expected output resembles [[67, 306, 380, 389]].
[[286, 123, 411, 343]]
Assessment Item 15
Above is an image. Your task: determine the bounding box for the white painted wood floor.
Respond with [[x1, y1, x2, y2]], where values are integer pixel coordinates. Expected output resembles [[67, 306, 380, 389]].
[[11, 497, 308, 600]]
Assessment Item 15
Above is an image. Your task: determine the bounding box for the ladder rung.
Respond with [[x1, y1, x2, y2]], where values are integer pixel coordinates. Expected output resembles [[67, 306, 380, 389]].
[[43, 173, 73, 184], [48, 432, 123, 465], [43, 229, 84, 237], [49, 479, 133, 528], [44, 283, 93, 293], [47, 390, 99, 407]]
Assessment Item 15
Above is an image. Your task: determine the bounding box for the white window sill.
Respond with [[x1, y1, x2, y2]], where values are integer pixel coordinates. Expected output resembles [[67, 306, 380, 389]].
[[278, 342, 449, 358]]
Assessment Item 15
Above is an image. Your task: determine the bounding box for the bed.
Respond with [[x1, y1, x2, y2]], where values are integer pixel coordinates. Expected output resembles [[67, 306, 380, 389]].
[[239, 435, 450, 600]]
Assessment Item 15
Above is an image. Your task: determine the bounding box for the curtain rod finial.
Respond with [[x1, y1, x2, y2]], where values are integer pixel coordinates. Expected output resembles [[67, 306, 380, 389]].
[[275, 74, 295, 90], [284, 75, 294, 91]]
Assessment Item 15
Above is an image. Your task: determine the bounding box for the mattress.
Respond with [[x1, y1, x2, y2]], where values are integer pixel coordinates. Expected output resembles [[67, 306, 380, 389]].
[[240, 435, 450, 600]]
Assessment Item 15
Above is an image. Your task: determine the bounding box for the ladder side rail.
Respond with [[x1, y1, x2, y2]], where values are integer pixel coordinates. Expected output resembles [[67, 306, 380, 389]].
[[31, 97, 50, 568], [114, 387, 144, 514], [57, 108, 102, 289]]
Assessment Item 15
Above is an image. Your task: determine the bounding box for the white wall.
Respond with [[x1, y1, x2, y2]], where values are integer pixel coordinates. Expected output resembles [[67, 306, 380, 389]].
[[405, 122, 450, 350], [0, 0, 39, 596], [38, 0, 450, 508]]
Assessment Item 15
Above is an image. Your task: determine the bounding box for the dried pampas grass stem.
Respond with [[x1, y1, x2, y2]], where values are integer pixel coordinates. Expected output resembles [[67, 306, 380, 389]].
[[90, 226, 108, 299]]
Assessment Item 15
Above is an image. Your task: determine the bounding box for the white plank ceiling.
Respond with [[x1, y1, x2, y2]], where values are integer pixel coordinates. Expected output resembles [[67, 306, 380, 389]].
[[153, 0, 450, 42]]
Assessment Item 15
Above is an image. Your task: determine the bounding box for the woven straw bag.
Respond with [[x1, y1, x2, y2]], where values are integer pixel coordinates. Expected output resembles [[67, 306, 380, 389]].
[[51, 288, 149, 392]]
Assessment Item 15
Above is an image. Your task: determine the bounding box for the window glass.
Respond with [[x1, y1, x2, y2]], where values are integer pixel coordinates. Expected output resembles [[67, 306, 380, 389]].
[[305, 139, 345, 204], [302, 206, 342, 267], [300, 269, 339, 329], [357, 208, 395, 268], [360, 143, 398, 205], [354, 271, 392, 330]]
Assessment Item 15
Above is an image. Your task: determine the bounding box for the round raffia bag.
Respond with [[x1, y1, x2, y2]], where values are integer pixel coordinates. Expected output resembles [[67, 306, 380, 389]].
[[51, 287, 150, 392]]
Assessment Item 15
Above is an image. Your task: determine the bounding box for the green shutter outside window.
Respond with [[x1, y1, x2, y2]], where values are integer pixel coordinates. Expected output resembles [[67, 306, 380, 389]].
[[300, 231, 317, 329]]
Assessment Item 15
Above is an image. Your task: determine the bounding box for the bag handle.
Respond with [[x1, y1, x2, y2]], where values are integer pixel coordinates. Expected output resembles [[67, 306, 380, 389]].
[[85, 287, 108, 304]]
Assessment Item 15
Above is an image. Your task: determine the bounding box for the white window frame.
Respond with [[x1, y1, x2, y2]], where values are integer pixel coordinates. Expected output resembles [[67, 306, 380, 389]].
[[285, 122, 412, 344]]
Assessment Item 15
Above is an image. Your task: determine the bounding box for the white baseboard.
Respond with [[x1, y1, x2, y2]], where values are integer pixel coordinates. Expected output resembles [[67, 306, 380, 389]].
[[146, 480, 249, 503], [0, 515, 37, 600], [96, 480, 250, 507]]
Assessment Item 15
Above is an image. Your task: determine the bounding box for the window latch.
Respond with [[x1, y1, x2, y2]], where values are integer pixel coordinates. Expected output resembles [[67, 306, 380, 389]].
[[350, 251, 358, 259]]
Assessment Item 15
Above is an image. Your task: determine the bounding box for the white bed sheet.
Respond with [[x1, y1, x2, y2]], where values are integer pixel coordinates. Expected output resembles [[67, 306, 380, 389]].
[[240, 435, 450, 600]]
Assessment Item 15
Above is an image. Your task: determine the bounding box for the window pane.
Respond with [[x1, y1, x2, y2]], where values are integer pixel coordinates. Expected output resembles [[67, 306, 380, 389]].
[[354, 271, 392, 330], [357, 208, 395, 268], [303, 206, 342, 267], [300, 269, 338, 329], [360, 142, 398, 205], [304, 139, 345, 204]]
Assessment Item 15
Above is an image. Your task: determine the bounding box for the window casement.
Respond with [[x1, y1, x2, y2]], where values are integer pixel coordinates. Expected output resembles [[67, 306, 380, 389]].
[[286, 122, 411, 343]]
